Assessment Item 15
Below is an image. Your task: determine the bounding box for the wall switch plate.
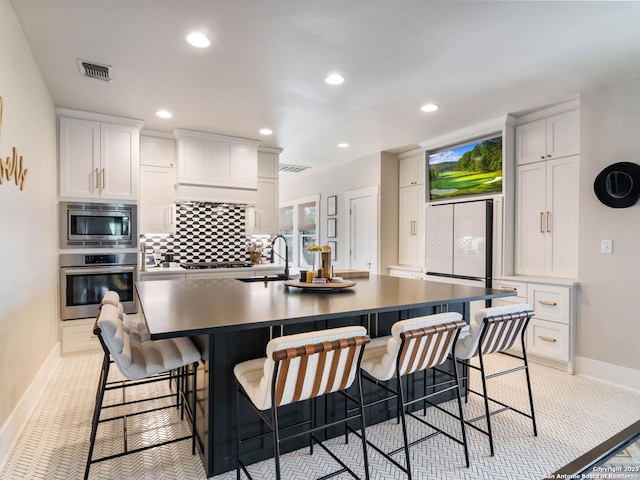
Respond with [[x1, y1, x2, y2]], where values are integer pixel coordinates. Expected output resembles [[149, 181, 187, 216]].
[[601, 239, 613, 254]]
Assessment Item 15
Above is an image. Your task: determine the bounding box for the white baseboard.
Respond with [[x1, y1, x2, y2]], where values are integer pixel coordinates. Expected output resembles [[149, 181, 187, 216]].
[[575, 355, 640, 391], [0, 342, 61, 473]]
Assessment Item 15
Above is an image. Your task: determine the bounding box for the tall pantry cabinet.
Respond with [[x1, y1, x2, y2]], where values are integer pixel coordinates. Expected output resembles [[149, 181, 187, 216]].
[[398, 151, 425, 266], [515, 108, 580, 277], [507, 106, 579, 374]]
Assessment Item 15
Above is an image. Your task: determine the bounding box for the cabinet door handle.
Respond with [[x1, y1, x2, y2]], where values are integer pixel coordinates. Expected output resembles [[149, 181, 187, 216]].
[[94, 168, 99, 191], [500, 286, 518, 291], [169, 206, 174, 226], [538, 300, 557, 306], [540, 212, 544, 233], [539, 335, 556, 342], [547, 211, 551, 233], [101, 168, 105, 190]]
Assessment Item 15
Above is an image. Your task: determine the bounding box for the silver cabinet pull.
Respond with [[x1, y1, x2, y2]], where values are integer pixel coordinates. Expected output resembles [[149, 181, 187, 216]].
[[539, 300, 557, 306], [101, 168, 105, 189], [94, 168, 99, 191], [540, 212, 544, 233], [539, 335, 556, 343], [500, 286, 518, 291]]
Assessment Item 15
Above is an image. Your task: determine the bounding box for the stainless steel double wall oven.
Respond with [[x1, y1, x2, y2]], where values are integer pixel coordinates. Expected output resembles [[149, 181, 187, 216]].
[[59, 201, 138, 320]]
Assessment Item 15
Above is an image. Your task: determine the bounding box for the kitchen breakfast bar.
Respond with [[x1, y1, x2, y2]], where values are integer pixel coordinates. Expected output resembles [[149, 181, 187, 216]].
[[136, 274, 515, 477]]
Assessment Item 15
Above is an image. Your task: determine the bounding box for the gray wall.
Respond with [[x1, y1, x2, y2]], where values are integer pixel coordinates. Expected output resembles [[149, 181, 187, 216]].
[[578, 76, 640, 372], [280, 152, 399, 272]]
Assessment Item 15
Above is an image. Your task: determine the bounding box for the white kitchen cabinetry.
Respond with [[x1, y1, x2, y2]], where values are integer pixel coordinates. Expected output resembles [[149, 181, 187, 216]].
[[399, 152, 425, 188], [139, 134, 176, 235], [246, 148, 281, 236], [515, 155, 579, 277], [174, 129, 260, 204], [140, 166, 176, 234], [58, 110, 143, 201], [494, 277, 577, 373], [60, 318, 100, 354], [398, 151, 425, 266], [515, 109, 579, 166], [388, 266, 427, 279]]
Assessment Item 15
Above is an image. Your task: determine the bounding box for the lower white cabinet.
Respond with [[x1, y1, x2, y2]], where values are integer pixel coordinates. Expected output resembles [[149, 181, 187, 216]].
[[388, 266, 427, 279], [526, 318, 569, 361], [60, 318, 101, 354], [494, 277, 577, 373]]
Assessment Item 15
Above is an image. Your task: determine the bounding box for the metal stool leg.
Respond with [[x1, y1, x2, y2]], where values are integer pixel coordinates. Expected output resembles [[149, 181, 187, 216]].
[[84, 354, 110, 480], [396, 374, 412, 480]]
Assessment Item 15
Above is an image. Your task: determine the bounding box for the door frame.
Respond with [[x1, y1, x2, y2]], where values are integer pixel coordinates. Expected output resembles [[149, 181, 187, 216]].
[[344, 185, 379, 273]]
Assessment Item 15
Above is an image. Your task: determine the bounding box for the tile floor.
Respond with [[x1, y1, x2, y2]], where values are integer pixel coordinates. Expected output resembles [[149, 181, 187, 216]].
[[2, 352, 640, 480]]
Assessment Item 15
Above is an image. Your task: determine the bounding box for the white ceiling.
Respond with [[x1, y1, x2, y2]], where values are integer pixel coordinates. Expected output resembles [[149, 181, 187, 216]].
[[10, 0, 640, 175]]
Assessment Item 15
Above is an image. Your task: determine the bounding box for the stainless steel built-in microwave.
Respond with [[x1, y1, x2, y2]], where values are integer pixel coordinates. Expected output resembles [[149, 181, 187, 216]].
[[59, 201, 137, 249]]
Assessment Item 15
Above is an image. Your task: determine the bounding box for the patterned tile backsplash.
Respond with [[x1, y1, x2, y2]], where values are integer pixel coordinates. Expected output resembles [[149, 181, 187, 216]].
[[140, 203, 271, 264]]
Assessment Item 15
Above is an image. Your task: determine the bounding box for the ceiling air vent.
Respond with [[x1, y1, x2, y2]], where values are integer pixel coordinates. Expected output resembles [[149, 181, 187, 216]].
[[77, 59, 112, 81], [279, 163, 311, 174]]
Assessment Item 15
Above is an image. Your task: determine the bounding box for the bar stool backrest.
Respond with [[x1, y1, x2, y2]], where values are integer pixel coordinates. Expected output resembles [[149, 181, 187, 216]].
[[96, 302, 200, 381], [264, 326, 369, 408], [397, 318, 466, 376], [366, 312, 462, 380], [456, 304, 534, 360]]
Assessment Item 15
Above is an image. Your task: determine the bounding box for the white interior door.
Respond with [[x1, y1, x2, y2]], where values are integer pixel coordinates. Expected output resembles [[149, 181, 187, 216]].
[[346, 186, 378, 273]]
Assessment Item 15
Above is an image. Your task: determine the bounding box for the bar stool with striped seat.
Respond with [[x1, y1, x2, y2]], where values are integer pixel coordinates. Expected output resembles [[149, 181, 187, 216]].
[[85, 297, 201, 480], [359, 312, 469, 479], [454, 303, 537, 456], [234, 326, 371, 480]]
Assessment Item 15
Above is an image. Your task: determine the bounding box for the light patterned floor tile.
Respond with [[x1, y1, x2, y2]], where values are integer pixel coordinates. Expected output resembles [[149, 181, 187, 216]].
[[1, 352, 639, 479]]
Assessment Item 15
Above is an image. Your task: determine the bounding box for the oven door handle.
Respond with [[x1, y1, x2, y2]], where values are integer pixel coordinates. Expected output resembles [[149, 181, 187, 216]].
[[62, 266, 136, 275]]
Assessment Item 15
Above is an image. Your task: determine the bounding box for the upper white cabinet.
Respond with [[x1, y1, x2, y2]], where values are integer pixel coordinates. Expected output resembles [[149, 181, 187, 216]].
[[246, 148, 281, 236], [516, 109, 579, 166], [515, 106, 579, 278], [399, 153, 425, 187], [139, 134, 176, 234], [58, 109, 143, 201], [174, 129, 260, 203], [398, 151, 425, 266]]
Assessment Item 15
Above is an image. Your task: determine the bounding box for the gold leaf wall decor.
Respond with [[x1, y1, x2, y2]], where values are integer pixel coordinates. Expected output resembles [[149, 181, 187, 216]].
[[0, 96, 29, 191]]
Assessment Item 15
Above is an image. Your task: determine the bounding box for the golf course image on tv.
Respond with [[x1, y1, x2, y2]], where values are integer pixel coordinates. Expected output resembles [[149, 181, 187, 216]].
[[428, 135, 502, 201]]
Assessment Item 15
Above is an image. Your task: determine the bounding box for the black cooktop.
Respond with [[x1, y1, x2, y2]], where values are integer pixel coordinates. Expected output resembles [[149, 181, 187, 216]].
[[181, 261, 253, 270]]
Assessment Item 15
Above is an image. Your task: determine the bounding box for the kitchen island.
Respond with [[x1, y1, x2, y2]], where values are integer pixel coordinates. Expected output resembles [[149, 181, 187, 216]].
[[136, 274, 515, 476]]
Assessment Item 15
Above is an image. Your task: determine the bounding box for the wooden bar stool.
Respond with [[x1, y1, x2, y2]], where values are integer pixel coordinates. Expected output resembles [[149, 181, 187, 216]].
[[359, 312, 469, 479], [234, 326, 371, 480], [454, 303, 537, 456], [84, 296, 201, 479]]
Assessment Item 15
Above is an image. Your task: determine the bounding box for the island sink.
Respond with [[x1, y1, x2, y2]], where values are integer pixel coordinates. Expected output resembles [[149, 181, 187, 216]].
[[236, 275, 286, 283]]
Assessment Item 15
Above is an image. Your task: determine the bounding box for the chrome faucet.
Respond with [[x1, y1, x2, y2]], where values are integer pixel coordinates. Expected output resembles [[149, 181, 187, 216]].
[[270, 235, 290, 280]]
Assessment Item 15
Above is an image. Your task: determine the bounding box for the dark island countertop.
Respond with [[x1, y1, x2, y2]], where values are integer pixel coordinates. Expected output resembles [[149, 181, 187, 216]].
[[136, 274, 515, 339]]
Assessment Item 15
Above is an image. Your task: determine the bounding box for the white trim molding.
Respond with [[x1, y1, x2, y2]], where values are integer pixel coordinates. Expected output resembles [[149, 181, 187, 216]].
[[575, 355, 640, 391], [0, 342, 61, 472]]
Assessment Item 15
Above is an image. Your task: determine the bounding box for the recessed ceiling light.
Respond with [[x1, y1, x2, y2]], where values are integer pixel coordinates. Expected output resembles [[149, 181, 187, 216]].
[[186, 32, 210, 48], [420, 103, 439, 112], [337, 143, 349, 148], [259, 128, 273, 135], [156, 110, 172, 119], [325, 73, 345, 85]]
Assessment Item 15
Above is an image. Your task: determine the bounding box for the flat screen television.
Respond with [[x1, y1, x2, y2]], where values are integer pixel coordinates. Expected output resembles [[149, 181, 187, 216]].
[[427, 134, 502, 201]]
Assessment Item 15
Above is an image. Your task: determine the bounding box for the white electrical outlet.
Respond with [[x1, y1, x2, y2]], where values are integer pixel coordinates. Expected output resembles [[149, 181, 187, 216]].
[[601, 239, 613, 254]]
